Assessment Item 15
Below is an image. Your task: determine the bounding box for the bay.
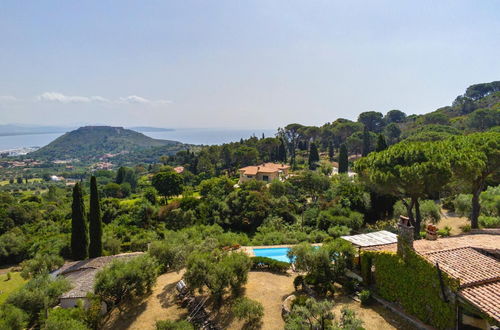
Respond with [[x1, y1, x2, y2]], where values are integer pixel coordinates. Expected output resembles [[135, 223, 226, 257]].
[[0, 128, 277, 151]]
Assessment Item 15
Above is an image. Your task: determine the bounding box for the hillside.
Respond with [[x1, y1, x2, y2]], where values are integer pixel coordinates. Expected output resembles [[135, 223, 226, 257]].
[[29, 126, 186, 161]]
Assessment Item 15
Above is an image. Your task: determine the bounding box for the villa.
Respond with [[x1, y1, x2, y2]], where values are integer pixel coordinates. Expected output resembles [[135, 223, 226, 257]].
[[238, 162, 290, 184], [173, 166, 185, 174]]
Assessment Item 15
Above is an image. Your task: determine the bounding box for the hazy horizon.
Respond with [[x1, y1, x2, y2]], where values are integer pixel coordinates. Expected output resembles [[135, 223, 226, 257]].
[[1, 1, 499, 128]]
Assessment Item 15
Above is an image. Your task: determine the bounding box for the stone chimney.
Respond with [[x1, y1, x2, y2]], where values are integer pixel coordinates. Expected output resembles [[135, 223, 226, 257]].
[[397, 216, 414, 259]]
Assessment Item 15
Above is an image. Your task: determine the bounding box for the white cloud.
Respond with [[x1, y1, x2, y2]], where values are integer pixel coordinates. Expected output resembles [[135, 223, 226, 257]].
[[37, 92, 170, 106], [119, 95, 172, 106], [37, 92, 110, 104], [0, 95, 19, 103], [119, 95, 150, 104]]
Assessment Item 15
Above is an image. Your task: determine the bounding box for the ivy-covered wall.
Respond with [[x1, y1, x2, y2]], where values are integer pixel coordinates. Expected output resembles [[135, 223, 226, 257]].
[[361, 249, 460, 330]]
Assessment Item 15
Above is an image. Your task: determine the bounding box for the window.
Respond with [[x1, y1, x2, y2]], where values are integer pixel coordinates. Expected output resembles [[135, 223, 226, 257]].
[[263, 175, 269, 181], [247, 175, 253, 178]]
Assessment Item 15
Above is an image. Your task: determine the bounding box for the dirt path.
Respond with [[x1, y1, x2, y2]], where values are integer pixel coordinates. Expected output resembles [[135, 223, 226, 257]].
[[103, 271, 187, 330], [105, 270, 296, 330], [437, 209, 469, 235], [227, 271, 296, 330], [104, 270, 417, 330], [331, 296, 416, 330]]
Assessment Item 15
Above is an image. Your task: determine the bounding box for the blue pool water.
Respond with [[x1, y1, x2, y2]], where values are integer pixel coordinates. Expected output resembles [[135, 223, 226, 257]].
[[253, 247, 291, 263]]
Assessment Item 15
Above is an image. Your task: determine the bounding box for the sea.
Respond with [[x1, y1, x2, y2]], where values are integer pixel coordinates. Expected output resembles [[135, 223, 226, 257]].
[[0, 128, 277, 151]]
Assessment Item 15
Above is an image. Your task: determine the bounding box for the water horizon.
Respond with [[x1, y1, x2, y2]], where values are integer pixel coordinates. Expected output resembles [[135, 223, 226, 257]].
[[0, 127, 278, 151]]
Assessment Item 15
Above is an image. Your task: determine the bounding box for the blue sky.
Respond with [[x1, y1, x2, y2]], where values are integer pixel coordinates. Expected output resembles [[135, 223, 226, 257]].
[[0, 0, 499, 128]]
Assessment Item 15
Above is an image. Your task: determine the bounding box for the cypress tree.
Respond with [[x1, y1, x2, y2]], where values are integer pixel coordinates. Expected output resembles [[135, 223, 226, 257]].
[[89, 176, 103, 258], [376, 134, 388, 152], [328, 143, 334, 161], [115, 167, 126, 184], [308, 142, 320, 170], [339, 144, 349, 174], [362, 126, 371, 157], [71, 183, 88, 260]]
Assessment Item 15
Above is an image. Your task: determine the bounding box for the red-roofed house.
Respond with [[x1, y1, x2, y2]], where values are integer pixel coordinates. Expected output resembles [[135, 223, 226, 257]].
[[238, 163, 290, 184], [173, 166, 184, 174]]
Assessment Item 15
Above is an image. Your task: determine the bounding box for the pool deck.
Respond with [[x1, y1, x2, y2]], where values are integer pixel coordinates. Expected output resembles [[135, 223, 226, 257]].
[[238, 243, 322, 257]]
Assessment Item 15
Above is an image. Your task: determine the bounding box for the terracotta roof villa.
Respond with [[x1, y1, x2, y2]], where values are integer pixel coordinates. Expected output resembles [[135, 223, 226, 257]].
[[52, 252, 143, 310], [360, 225, 500, 329], [238, 162, 290, 184]]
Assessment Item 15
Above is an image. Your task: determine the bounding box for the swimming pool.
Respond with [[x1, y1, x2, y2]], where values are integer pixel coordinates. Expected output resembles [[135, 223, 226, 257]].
[[252, 247, 291, 263]]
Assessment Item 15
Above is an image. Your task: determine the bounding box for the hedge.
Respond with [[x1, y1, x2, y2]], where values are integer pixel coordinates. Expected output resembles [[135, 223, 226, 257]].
[[251, 256, 290, 273], [360, 249, 459, 329]]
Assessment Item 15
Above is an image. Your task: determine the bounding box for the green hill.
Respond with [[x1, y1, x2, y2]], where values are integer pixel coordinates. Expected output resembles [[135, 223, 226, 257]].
[[29, 126, 186, 161], [398, 83, 500, 142]]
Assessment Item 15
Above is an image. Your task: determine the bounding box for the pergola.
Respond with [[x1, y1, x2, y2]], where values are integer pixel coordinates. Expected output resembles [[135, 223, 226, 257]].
[[341, 230, 398, 248]]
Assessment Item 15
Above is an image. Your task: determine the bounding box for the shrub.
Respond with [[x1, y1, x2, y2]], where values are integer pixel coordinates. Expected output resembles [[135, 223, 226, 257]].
[[290, 294, 308, 309], [251, 256, 291, 273], [419, 200, 441, 223], [94, 254, 158, 308], [0, 304, 28, 330], [7, 275, 70, 324], [479, 216, 500, 228], [479, 185, 500, 217], [143, 188, 158, 205], [394, 200, 441, 223], [339, 307, 364, 329], [317, 206, 363, 231], [155, 320, 194, 330], [20, 253, 64, 279], [327, 225, 351, 238], [232, 297, 264, 327], [82, 294, 104, 330], [437, 226, 452, 237], [441, 196, 455, 211], [0, 229, 29, 264], [289, 240, 354, 295], [149, 239, 192, 273], [43, 308, 89, 330], [103, 236, 121, 255], [453, 194, 472, 217], [343, 278, 359, 294], [460, 224, 471, 233], [293, 275, 304, 291], [285, 298, 334, 329], [359, 290, 372, 305], [184, 251, 252, 305]]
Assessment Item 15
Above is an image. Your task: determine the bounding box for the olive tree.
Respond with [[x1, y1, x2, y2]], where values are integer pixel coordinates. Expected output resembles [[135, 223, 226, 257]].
[[94, 255, 158, 309], [184, 251, 252, 306], [288, 240, 355, 295], [232, 297, 264, 328]]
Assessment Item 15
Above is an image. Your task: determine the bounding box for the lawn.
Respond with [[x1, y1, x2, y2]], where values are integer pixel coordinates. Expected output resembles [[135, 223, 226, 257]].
[[0, 272, 27, 304], [0, 178, 42, 186]]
